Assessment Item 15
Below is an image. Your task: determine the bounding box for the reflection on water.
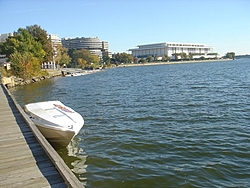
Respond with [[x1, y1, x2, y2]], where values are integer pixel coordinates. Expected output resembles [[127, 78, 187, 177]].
[[56, 138, 88, 184], [9, 79, 57, 105]]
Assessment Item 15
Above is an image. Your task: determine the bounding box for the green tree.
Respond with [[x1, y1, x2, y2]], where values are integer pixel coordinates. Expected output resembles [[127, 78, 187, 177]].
[[188, 53, 193, 60], [60, 50, 71, 67], [226, 52, 235, 60], [77, 58, 87, 69], [154, 54, 159, 61], [172, 53, 179, 60], [54, 45, 71, 67], [120, 52, 133, 64], [162, 54, 170, 62], [10, 51, 41, 79], [102, 53, 111, 64], [114, 53, 121, 63], [1, 28, 45, 61], [139, 58, 146, 64], [112, 52, 132, 64], [146, 55, 153, 62], [70, 49, 100, 69], [0, 28, 46, 79], [180, 52, 187, 60], [26, 25, 53, 63]]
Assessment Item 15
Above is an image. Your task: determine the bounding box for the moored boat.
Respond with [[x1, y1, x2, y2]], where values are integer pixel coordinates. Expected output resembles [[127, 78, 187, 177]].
[[24, 101, 84, 146]]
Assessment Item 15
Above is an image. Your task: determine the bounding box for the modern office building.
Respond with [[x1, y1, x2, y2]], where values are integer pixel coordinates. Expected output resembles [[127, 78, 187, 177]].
[[61, 37, 108, 58], [129, 42, 215, 59]]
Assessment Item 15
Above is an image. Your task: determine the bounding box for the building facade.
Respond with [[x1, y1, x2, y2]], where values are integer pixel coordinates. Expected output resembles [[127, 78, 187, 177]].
[[129, 42, 215, 59], [0, 33, 13, 65], [61, 37, 108, 58], [49, 34, 61, 46], [0, 33, 13, 43]]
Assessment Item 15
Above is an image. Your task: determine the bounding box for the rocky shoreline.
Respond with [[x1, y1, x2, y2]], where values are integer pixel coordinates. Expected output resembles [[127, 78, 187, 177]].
[[1, 69, 62, 88]]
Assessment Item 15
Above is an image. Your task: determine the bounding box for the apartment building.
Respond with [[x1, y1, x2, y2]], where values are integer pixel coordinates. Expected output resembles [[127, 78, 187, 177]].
[[61, 37, 108, 58]]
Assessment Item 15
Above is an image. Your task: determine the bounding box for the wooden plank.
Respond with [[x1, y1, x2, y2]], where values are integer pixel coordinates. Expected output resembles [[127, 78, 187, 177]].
[[5, 87, 84, 187], [0, 84, 84, 188]]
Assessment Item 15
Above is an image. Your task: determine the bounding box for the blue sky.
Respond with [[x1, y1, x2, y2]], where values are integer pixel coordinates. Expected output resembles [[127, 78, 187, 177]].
[[1, 0, 249, 55]]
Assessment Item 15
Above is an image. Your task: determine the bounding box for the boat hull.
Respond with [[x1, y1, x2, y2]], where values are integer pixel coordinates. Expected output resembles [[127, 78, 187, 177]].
[[35, 123, 75, 146], [24, 101, 84, 146]]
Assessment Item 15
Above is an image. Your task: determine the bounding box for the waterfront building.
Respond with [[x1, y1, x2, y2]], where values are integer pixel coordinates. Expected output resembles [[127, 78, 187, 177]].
[[49, 34, 61, 46], [0, 33, 13, 65], [61, 37, 109, 59], [129, 42, 216, 60], [40, 34, 62, 69], [0, 55, 7, 66], [0, 33, 13, 42]]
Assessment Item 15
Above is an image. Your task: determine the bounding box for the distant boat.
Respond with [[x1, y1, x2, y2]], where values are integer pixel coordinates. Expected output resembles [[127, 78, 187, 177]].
[[64, 72, 84, 77], [24, 101, 84, 146]]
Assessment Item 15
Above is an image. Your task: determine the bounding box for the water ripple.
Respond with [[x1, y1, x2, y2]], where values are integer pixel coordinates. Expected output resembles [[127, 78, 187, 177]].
[[10, 59, 250, 187]]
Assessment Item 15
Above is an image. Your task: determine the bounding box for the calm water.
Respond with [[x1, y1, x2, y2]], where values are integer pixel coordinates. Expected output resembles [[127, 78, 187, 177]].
[[10, 59, 250, 187]]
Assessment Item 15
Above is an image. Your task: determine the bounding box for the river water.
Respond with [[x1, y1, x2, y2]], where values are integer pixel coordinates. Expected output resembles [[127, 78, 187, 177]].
[[9, 59, 250, 187]]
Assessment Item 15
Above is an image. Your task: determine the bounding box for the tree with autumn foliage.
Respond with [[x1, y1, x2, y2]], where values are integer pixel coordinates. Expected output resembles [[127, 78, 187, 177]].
[[26, 25, 53, 63], [70, 49, 100, 69], [54, 44, 71, 67], [0, 28, 46, 80], [10, 51, 42, 79]]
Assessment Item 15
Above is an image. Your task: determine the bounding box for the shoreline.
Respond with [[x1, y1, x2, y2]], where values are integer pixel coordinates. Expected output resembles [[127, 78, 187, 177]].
[[117, 58, 232, 68], [1, 68, 102, 88], [1, 59, 232, 88]]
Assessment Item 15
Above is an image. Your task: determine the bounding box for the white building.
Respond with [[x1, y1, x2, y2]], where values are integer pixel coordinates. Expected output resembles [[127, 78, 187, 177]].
[[0, 33, 13, 42], [0, 33, 13, 65], [48, 34, 61, 46], [129, 42, 216, 60], [42, 34, 62, 69], [61, 37, 108, 59]]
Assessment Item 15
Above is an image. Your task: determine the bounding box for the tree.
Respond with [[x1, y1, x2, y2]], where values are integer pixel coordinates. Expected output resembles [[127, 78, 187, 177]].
[[0, 28, 46, 79], [162, 54, 170, 62], [10, 51, 41, 79], [114, 53, 121, 63], [77, 58, 87, 69], [172, 53, 178, 60], [70, 49, 100, 69], [133, 57, 138, 64], [180, 52, 187, 60], [139, 58, 146, 64], [188, 53, 193, 60], [102, 53, 111, 64], [60, 50, 71, 67], [146, 55, 153, 62], [1, 28, 45, 61], [26, 25, 53, 63], [112, 52, 132, 64], [226, 52, 235, 60], [54, 45, 71, 67], [154, 54, 159, 61], [120, 52, 133, 64]]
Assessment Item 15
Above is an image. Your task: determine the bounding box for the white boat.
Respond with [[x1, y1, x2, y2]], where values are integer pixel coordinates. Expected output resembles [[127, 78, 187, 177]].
[[24, 101, 84, 146]]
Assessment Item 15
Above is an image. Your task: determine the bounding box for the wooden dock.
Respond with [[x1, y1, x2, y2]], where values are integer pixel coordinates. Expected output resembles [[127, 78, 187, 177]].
[[0, 84, 84, 188]]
